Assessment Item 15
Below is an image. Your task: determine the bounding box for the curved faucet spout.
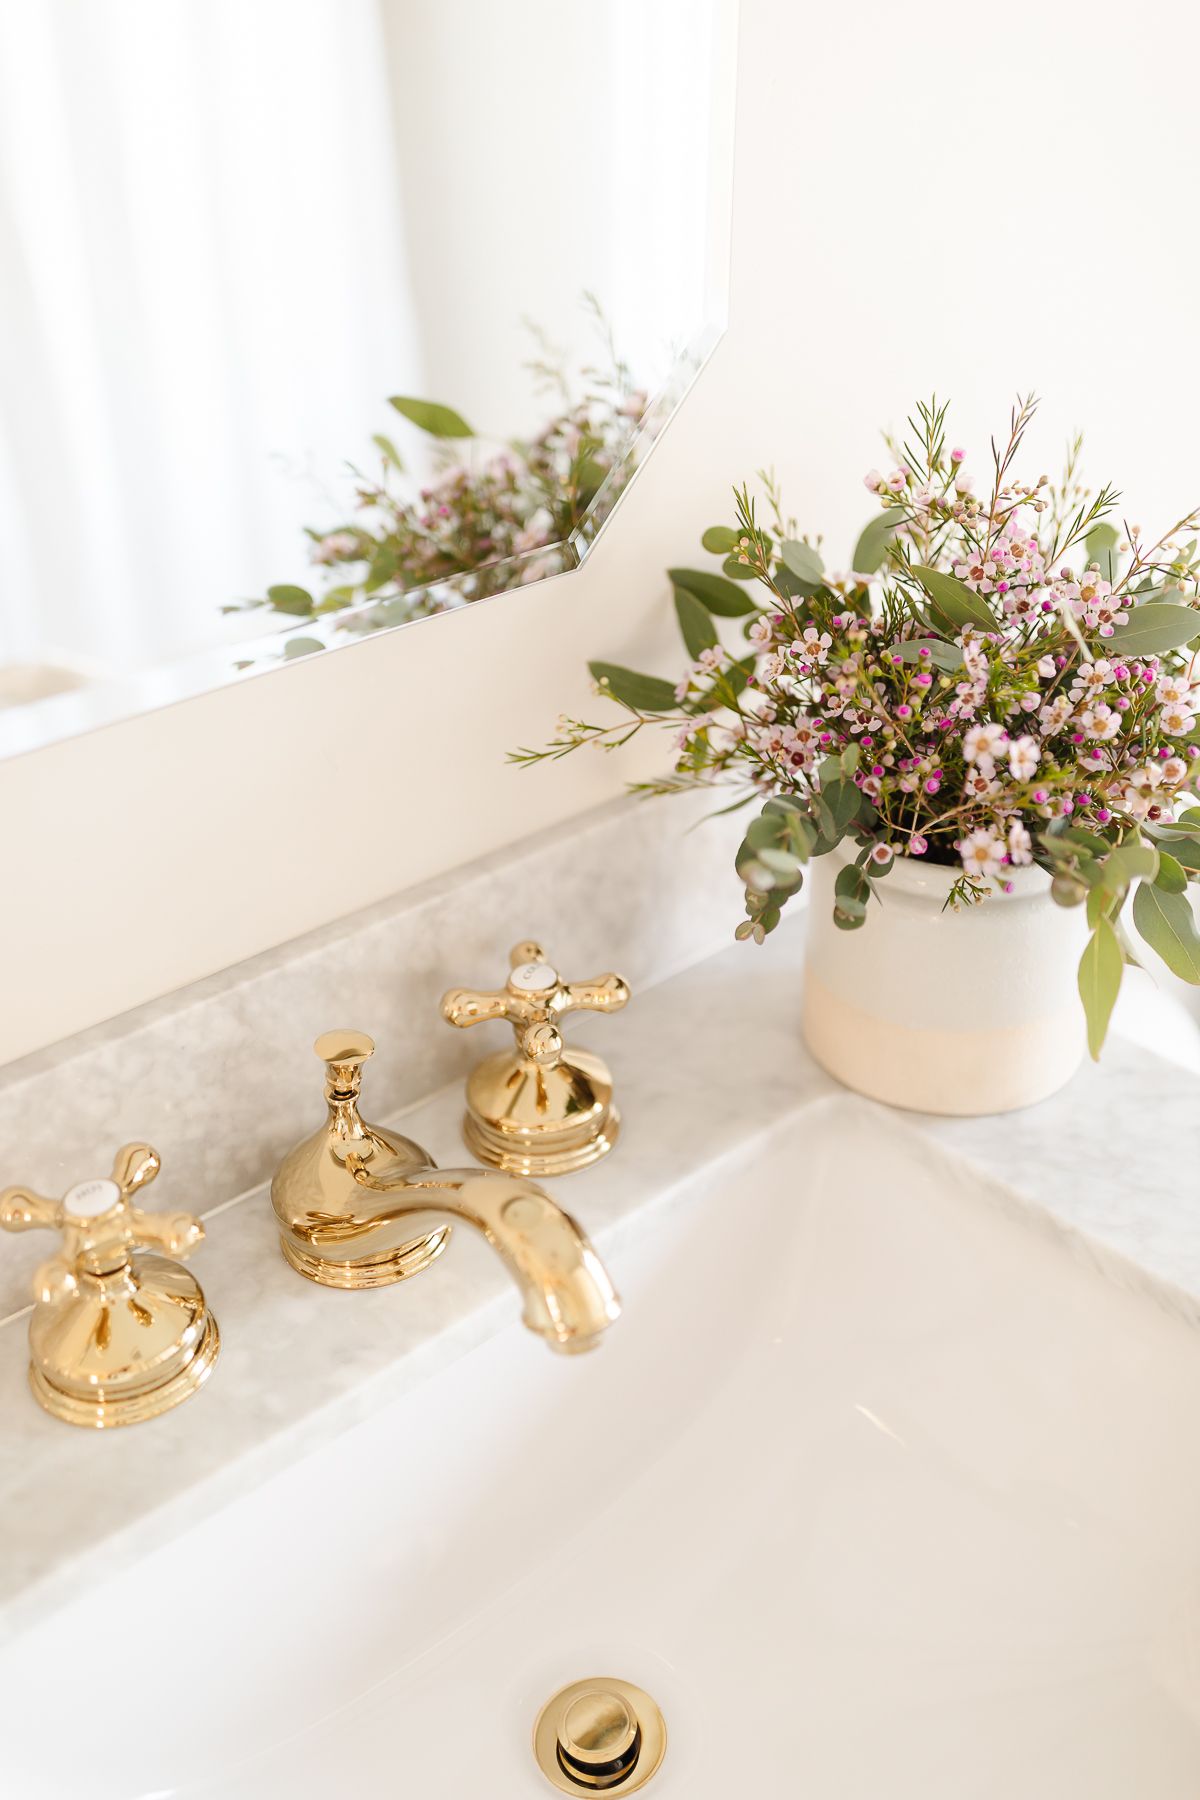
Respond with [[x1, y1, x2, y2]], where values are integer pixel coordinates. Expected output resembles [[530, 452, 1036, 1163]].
[[344, 1154, 620, 1354]]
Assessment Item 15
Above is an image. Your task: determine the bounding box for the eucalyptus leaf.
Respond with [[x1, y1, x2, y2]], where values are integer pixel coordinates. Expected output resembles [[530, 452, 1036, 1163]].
[[1086, 520, 1120, 584], [701, 526, 738, 554], [1105, 602, 1200, 657], [851, 506, 906, 575], [266, 584, 316, 617], [1132, 880, 1200, 981], [912, 566, 997, 633], [781, 539, 825, 588], [893, 638, 964, 674], [387, 396, 474, 438], [371, 432, 405, 470], [736, 850, 799, 893], [757, 847, 805, 880], [1162, 835, 1200, 874], [1098, 841, 1159, 898], [668, 567, 757, 617], [834, 863, 871, 905], [1155, 851, 1189, 893], [820, 778, 861, 836], [588, 662, 678, 712], [674, 587, 718, 659], [722, 557, 759, 581], [1078, 915, 1123, 1060], [282, 635, 324, 659]]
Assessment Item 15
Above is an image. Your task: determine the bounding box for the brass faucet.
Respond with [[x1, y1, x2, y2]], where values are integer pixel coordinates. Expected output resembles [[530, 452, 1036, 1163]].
[[0, 1145, 220, 1427], [441, 941, 630, 1175], [271, 1032, 620, 1353]]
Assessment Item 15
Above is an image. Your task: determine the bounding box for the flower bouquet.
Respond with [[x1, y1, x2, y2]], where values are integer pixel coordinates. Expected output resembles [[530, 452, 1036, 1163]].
[[519, 397, 1200, 1109]]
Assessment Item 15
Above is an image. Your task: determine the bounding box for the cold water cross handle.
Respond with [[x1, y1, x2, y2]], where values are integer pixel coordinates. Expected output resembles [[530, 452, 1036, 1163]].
[[0, 1144, 206, 1294], [0, 1145, 219, 1428], [441, 941, 629, 1068], [440, 943, 630, 1177]]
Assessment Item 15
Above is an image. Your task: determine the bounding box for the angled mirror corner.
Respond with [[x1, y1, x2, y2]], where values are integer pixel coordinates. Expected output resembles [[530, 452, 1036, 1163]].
[[0, 0, 738, 760]]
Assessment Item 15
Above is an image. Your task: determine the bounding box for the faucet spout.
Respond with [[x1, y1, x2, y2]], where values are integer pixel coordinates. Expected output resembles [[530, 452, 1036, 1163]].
[[342, 1153, 620, 1353], [271, 1030, 621, 1348]]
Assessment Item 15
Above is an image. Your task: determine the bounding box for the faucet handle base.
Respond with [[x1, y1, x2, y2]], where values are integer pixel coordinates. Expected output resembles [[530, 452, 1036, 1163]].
[[27, 1257, 220, 1429], [279, 1223, 452, 1289], [462, 1046, 621, 1176]]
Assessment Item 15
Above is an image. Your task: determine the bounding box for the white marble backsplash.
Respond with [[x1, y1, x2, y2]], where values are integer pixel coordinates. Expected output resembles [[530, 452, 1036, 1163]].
[[0, 793, 745, 1322]]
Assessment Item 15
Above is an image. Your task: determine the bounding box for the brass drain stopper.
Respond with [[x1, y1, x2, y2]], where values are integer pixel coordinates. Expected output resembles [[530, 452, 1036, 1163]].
[[534, 1677, 666, 1794]]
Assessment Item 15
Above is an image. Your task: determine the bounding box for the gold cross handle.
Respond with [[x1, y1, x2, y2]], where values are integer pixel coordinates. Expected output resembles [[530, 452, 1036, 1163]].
[[441, 941, 630, 1069], [0, 1143, 204, 1304]]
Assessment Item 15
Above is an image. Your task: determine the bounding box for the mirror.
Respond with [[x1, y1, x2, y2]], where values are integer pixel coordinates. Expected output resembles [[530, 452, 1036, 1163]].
[[0, 0, 736, 756]]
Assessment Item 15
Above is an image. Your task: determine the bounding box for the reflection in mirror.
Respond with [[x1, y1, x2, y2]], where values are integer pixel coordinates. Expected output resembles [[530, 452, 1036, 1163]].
[[0, 0, 737, 756]]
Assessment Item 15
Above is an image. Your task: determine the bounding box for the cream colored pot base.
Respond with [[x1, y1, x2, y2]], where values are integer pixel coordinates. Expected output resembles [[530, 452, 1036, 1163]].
[[803, 970, 1082, 1116]]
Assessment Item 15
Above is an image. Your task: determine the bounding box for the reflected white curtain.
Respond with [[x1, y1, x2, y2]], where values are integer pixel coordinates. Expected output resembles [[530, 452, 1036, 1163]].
[[0, 0, 419, 672]]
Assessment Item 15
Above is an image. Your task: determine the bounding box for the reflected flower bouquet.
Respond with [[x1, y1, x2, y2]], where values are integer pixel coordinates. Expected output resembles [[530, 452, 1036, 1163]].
[[518, 397, 1200, 1057], [233, 303, 646, 639]]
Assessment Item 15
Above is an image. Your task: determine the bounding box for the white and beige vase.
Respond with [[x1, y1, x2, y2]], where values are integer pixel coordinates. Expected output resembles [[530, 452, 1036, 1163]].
[[802, 848, 1090, 1116]]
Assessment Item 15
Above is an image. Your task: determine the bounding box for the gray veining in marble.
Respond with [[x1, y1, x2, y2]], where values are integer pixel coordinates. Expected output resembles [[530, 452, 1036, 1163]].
[[0, 915, 1198, 1645], [0, 792, 745, 1321]]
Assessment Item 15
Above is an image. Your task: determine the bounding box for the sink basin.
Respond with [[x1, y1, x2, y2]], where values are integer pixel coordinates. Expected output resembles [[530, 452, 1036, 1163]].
[[2, 1096, 1199, 1797]]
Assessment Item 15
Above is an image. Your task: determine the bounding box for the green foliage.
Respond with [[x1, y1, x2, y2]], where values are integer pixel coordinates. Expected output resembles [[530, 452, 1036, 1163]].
[[1086, 520, 1120, 584], [892, 637, 964, 674], [833, 862, 871, 929], [674, 587, 718, 659], [1078, 916, 1122, 1060], [1131, 881, 1200, 981], [387, 396, 474, 438], [911, 566, 997, 633], [668, 568, 758, 617], [780, 539, 825, 590], [701, 526, 738, 554], [371, 433, 404, 470], [1154, 852, 1189, 893], [852, 506, 906, 575], [266, 584, 316, 617], [587, 662, 678, 712], [1105, 602, 1200, 657]]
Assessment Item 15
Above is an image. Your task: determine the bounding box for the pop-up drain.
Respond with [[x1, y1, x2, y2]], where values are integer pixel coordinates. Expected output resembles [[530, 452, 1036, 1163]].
[[534, 1677, 666, 1794]]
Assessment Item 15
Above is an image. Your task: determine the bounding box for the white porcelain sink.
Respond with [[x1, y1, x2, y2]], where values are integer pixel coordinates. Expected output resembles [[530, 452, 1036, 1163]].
[[3, 1097, 1200, 1798]]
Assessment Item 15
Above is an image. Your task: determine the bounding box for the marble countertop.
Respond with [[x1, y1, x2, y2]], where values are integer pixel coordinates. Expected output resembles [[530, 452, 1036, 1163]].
[[1, 918, 1198, 1645]]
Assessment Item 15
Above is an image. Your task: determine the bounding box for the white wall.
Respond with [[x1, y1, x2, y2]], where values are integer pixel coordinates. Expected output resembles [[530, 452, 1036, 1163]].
[[2, 0, 1198, 1062]]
